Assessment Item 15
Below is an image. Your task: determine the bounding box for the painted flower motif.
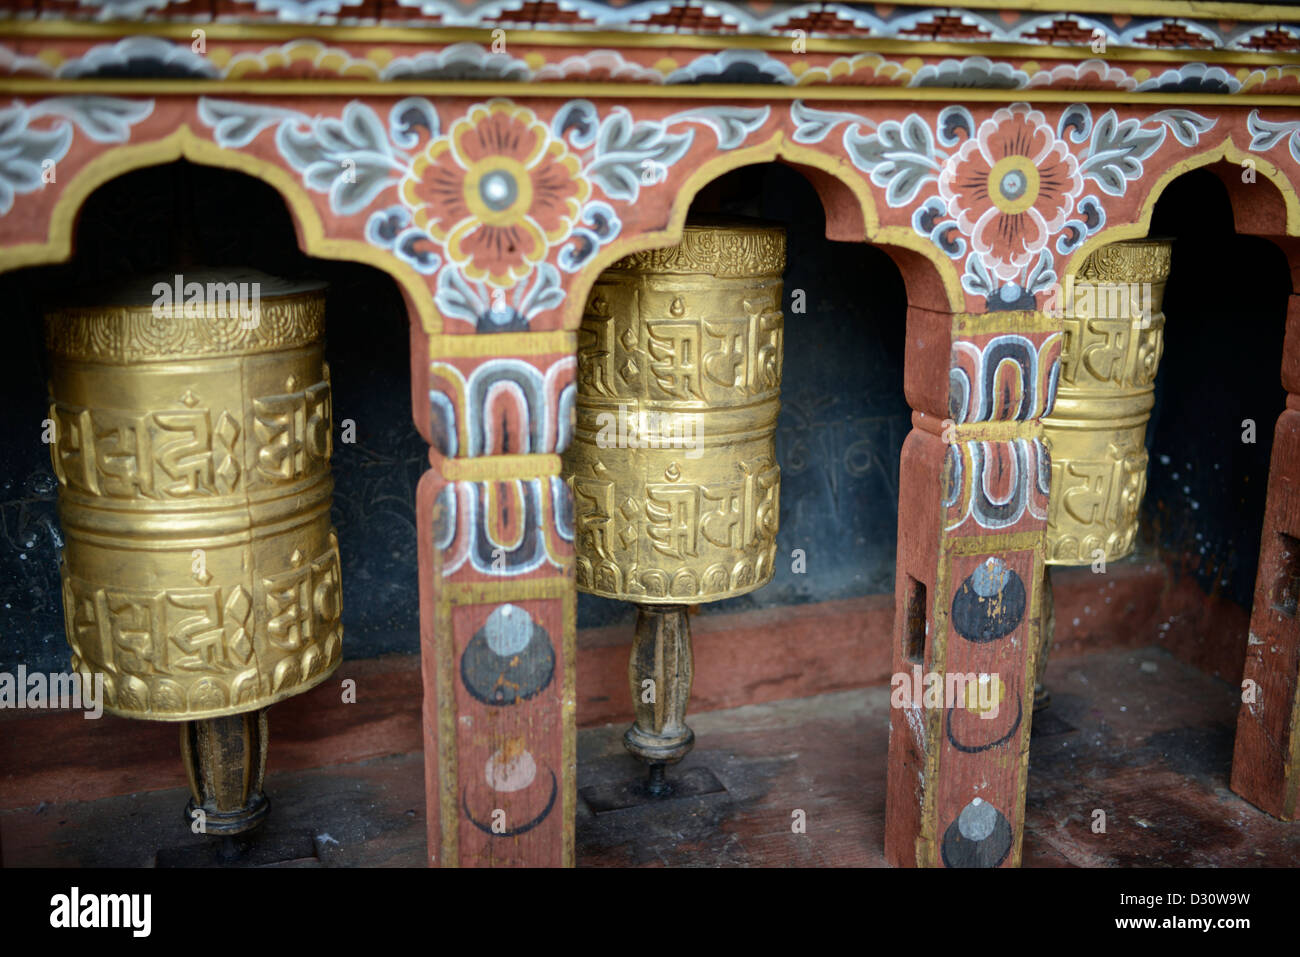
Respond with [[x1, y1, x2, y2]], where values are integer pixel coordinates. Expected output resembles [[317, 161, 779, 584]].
[[402, 99, 589, 286], [938, 104, 1083, 281]]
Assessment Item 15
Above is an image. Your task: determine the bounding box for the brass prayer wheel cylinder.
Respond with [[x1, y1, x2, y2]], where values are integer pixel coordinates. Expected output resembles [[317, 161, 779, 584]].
[[1043, 239, 1172, 565], [566, 220, 785, 604], [44, 269, 343, 721]]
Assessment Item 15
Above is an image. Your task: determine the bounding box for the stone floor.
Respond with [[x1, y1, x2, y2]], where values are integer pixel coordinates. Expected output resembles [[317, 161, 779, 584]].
[[2, 644, 1297, 867]]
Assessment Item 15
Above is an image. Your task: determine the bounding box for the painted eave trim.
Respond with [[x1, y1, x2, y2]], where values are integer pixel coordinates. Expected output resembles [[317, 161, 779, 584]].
[[3, 20, 1300, 67]]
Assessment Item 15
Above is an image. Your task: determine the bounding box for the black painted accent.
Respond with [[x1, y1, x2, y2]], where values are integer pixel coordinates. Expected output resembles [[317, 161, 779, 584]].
[[950, 568, 1026, 642], [459, 621, 556, 706]]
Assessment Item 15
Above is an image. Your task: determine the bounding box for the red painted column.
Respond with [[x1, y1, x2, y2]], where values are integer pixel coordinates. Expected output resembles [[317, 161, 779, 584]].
[[417, 346, 577, 866], [886, 306, 1058, 867], [1231, 292, 1300, 821]]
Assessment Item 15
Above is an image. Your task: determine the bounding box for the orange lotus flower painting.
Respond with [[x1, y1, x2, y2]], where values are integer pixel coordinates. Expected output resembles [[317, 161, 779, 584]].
[[939, 104, 1084, 282], [403, 99, 591, 287]]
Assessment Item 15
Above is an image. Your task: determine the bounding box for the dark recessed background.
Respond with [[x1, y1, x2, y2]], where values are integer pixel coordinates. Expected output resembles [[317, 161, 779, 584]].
[[1142, 168, 1290, 609]]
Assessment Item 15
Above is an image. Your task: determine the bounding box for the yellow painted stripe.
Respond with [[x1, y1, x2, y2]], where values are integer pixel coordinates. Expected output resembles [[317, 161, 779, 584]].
[[946, 530, 1047, 554], [951, 421, 1043, 443], [881, 0, 1300, 23], [952, 311, 1063, 336], [440, 453, 562, 482], [430, 330, 574, 359], [443, 577, 571, 604]]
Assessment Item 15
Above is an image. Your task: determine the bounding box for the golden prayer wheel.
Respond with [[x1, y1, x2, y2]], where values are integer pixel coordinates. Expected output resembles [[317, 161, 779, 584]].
[[565, 219, 784, 790], [1036, 239, 1172, 708], [44, 269, 341, 834]]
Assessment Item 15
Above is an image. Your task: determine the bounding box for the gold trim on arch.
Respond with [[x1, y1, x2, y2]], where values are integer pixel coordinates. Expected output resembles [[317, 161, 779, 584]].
[[0, 124, 443, 335], [1064, 137, 1300, 276], [563, 130, 966, 320]]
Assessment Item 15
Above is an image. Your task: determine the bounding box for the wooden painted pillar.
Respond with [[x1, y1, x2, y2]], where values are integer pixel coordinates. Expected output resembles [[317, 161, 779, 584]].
[[1231, 291, 1300, 821], [417, 343, 577, 866], [886, 305, 1057, 868]]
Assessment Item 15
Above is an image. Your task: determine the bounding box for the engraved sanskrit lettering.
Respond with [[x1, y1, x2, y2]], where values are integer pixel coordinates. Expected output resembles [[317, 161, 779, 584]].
[[702, 318, 746, 390], [48, 401, 231, 499], [645, 484, 700, 559], [576, 302, 618, 399], [572, 475, 617, 564], [254, 379, 332, 482], [92, 408, 156, 498], [264, 559, 312, 651], [1079, 321, 1129, 385], [1058, 459, 1113, 527], [162, 588, 227, 672], [153, 411, 214, 496], [50, 403, 98, 494], [699, 459, 780, 549], [745, 296, 783, 392], [646, 322, 703, 401], [262, 542, 341, 651]]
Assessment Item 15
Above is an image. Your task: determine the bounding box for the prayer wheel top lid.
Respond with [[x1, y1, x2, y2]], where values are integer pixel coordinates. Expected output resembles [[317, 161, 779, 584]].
[[1071, 237, 1173, 283], [605, 216, 786, 278], [44, 268, 327, 363]]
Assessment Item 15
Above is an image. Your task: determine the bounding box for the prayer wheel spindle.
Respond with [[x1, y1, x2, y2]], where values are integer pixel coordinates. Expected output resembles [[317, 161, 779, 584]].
[[1037, 239, 1172, 709], [44, 269, 343, 838]]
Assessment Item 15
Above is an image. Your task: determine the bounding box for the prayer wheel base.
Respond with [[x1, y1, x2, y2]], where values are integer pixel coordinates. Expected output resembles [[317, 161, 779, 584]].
[[580, 765, 727, 814], [182, 795, 270, 838], [180, 709, 271, 837], [623, 605, 696, 772]]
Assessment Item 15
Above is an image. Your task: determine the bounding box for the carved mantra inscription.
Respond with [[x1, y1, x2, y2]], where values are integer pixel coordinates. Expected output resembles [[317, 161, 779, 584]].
[[1048, 438, 1148, 563], [50, 377, 331, 498], [578, 294, 782, 403], [1058, 313, 1165, 390], [62, 534, 343, 717], [573, 456, 780, 598]]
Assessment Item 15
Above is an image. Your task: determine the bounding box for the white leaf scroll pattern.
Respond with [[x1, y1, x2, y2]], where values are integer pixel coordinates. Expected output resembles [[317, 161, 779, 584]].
[[790, 98, 1216, 311], [197, 96, 763, 333], [0, 96, 153, 215]]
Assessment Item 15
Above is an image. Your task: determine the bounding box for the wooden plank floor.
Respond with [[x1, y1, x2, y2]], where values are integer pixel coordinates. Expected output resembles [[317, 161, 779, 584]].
[[3, 644, 1297, 867]]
